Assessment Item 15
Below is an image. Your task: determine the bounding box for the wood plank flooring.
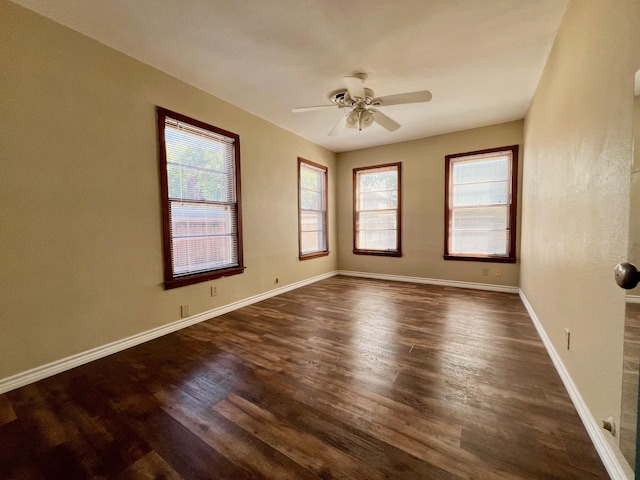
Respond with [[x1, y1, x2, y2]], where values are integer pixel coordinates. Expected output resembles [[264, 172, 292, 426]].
[[0, 276, 608, 479]]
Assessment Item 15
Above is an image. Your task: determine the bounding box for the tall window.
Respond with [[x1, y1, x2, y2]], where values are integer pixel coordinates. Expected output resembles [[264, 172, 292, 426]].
[[157, 107, 244, 289], [444, 145, 518, 263], [353, 163, 402, 256], [298, 158, 329, 259]]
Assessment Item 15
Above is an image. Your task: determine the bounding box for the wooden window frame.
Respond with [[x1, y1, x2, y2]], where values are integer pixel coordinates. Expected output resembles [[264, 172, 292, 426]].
[[298, 157, 329, 260], [353, 162, 402, 257], [157, 107, 245, 289], [444, 145, 518, 264]]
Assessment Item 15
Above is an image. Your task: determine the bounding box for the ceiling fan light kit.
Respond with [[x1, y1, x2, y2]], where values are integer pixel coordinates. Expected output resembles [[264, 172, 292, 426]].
[[292, 73, 432, 136], [346, 108, 374, 131]]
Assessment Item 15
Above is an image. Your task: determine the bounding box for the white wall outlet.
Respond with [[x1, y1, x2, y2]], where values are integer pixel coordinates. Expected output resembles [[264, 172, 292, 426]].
[[211, 286, 217, 297], [482, 268, 489, 276], [494, 268, 502, 277], [181, 304, 190, 318]]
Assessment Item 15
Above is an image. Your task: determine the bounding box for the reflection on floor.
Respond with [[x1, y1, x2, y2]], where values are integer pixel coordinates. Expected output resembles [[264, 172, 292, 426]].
[[621, 302, 640, 467]]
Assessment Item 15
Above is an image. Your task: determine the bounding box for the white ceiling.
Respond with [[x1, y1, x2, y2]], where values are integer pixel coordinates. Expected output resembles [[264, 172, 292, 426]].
[[12, 0, 568, 153]]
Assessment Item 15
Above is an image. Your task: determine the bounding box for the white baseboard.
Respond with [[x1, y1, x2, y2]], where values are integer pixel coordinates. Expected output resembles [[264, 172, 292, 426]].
[[627, 295, 640, 304], [518, 290, 629, 479], [337, 270, 520, 294], [0, 271, 338, 395]]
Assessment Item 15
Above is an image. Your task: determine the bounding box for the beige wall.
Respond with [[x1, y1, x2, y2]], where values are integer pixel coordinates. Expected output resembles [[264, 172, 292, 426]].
[[630, 97, 640, 296], [336, 121, 523, 287], [635, 97, 640, 173], [0, 1, 337, 379], [520, 0, 636, 467]]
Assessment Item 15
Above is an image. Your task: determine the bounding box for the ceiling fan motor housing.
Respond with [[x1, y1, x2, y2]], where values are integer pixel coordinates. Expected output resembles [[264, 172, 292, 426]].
[[330, 88, 377, 107]]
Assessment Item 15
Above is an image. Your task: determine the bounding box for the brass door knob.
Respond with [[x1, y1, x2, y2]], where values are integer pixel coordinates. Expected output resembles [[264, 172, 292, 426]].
[[615, 262, 640, 289]]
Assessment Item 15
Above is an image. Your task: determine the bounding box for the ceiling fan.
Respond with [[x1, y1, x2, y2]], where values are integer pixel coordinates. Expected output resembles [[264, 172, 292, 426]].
[[292, 73, 432, 136]]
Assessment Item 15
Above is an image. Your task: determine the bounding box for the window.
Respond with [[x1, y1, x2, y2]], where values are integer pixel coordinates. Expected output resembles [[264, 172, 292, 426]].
[[298, 158, 329, 259], [157, 107, 244, 289], [353, 163, 402, 256], [444, 145, 518, 263]]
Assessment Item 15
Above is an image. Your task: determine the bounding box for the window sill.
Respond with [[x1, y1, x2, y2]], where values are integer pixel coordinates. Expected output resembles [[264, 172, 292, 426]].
[[353, 250, 402, 257], [443, 255, 516, 264], [164, 265, 245, 289], [299, 251, 330, 261]]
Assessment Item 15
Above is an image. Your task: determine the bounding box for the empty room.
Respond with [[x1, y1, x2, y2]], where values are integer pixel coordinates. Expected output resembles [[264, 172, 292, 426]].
[[1, 0, 639, 478]]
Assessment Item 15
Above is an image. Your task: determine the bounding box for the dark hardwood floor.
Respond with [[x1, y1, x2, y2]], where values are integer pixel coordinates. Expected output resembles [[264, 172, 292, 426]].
[[0, 276, 608, 479]]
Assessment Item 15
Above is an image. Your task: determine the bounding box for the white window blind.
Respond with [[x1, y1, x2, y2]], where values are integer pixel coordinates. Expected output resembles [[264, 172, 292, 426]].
[[163, 115, 240, 278], [354, 164, 401, 254], [299, 160, 327, 257]]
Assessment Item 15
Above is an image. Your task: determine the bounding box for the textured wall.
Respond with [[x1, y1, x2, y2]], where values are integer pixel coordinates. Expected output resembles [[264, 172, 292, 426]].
[[520, 0, 636, 466], [630, 97, 640, 296], [0, 1, 337, 379]]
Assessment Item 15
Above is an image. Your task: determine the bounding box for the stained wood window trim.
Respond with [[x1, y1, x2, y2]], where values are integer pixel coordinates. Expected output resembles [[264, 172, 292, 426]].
[[353, 162, 402, 257], [444, 145, 518, 264], [157, 107, 245, 289], [298, 157, 329, 260]]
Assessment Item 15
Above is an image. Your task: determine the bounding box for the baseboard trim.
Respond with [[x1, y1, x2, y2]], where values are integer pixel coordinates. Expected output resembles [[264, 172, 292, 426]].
[[0, 271, 338, 395], [518, 290, 628, 479], [627, 295, 640, 304], [337, 270, 519, 294]]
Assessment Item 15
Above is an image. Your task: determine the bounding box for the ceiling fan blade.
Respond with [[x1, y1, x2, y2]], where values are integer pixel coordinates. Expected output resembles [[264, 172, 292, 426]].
[[292, 104, 336, 113], [375, 90, 432, 107], [370, 108, 400, 132], [344, 75, 366, 100], [328, 114, 348, 136]]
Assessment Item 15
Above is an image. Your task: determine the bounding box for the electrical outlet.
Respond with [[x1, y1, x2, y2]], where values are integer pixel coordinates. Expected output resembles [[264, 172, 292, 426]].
[[494, 268, 502, 277], [482, 268, 489, 276], [565, 328, 570, 350], [181, 304, 190, 318], [211, 286, 217, 297]]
